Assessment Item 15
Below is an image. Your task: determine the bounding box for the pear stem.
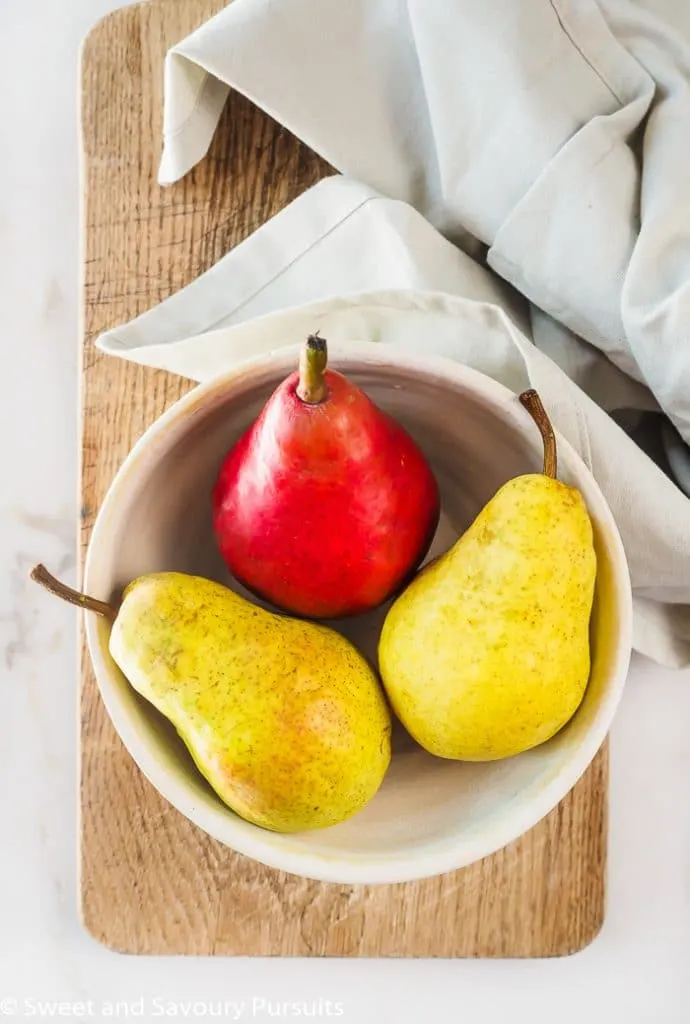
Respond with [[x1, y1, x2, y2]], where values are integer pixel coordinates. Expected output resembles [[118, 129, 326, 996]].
[[296, 333, 328, 404], [30, 564, 118, 621], [519, 389, 558, 479]]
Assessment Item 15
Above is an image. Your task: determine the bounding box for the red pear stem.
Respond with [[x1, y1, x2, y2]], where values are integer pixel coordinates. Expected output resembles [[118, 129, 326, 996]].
[[296, 333, 329, 404], [30, 563, 118, 621], [519, 389, 558, 479]]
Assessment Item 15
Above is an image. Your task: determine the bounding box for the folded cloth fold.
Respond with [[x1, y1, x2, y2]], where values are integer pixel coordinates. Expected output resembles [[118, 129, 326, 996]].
[[98, 177, 690, 668]]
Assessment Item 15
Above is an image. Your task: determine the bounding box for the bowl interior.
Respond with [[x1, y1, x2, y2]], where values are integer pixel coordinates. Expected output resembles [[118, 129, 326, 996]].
[[86, 351, 628, 876]]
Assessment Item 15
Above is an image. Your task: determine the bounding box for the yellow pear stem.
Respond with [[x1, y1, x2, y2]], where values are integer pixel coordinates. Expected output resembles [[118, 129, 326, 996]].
[[296, 333, 329, 404], [30, 563, 118, 621], [519, 389, 558, 479]]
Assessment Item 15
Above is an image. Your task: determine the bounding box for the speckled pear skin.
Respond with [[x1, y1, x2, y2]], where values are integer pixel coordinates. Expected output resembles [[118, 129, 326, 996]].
[[109, 573, 392, 832], [378, 475, 597, 761]]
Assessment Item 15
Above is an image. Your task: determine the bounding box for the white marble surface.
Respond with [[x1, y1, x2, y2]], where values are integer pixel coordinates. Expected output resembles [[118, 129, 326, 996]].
[[2, 2, 690, 1021]]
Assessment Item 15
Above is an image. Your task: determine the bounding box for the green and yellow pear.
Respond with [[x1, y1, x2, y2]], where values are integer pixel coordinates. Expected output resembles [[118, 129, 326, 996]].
[[31, 567, 391, 832], [378, 390, 597, 761]]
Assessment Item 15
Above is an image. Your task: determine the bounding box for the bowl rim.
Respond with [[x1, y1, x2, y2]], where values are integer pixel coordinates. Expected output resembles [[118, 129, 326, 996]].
[[84, 341, 633, 885]]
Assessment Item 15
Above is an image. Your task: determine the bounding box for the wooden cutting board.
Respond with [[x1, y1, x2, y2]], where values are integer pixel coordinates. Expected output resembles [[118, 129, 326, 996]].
[[79, 0, 608, 957]]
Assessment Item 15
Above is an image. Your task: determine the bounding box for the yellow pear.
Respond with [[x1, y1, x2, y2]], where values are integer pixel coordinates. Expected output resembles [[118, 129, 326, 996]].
[[378, 390, 597, 761], [32, 567, 391, 831]]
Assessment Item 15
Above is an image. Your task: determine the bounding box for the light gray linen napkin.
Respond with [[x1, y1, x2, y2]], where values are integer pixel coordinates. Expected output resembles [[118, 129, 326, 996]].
[[97, 0, 690, 666]]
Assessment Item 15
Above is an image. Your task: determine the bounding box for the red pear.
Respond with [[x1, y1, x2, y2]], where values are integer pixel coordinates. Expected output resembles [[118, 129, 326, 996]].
[[211, 335, 440, 618]]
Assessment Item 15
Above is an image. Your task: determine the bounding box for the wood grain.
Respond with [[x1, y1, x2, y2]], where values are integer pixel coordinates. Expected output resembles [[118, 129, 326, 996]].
[[79, 0, 608, 957]]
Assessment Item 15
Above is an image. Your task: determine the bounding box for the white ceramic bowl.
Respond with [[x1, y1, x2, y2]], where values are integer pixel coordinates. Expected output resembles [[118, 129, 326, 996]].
[[84, 342, 632, 885]]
